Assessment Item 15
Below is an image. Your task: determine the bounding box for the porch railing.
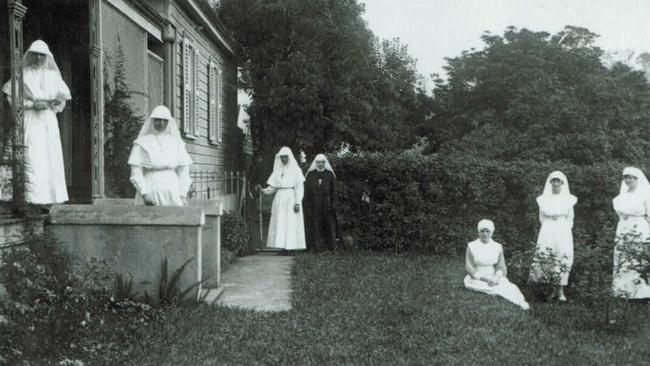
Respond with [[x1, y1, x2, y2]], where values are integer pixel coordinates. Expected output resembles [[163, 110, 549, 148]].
[[188, 169, 246, 210]]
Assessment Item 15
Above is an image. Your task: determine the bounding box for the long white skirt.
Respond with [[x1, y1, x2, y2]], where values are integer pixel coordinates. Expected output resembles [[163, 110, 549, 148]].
[[134, 169, 183, 207], [24, 109, 68, 204], [464, 274, 529, 308], [266, 188, 306, 250], [612, 218, 650, 299], [529, 218, 574, 286]]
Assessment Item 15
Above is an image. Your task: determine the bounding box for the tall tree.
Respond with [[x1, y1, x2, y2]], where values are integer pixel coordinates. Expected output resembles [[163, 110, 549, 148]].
[[216, 0, 432, 162]]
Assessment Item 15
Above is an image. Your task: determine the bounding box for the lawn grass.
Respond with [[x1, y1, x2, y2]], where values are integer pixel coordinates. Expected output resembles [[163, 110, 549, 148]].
[[110, 253, 650, 365]]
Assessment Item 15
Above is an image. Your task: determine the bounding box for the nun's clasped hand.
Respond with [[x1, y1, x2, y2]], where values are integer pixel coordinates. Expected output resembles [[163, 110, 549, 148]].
[[33, 100, 48, 110]]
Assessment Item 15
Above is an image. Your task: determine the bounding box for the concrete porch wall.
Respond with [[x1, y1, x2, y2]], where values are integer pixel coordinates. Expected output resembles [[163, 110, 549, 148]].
[[48, 204, 205, 301], [92, 198, 223, 288]]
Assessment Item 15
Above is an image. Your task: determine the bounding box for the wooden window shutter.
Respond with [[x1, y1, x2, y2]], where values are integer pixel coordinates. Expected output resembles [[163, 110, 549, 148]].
[[208, 60, 218, 144], [193, 48, 201, 136], [182, 36, 193, 136], [217, 68, 224, 143]]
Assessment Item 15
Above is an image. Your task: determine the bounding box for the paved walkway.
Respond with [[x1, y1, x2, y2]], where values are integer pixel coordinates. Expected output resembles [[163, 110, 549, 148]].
[[216, 254, 294, 312]]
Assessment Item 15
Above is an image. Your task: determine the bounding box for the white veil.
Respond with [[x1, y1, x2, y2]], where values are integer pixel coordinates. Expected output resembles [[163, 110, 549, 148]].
[[129, 105, 192, 168], [537, 170, 577, 205], [2, 40, 71, 102], [266, 146, 305, 188], [307, 154, 335, 176], [619, 166, 650, 196], [136, 105, 183, 139]]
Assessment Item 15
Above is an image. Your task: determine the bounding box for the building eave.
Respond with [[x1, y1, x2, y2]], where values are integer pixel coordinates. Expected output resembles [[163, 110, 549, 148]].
[[127, 0, 167, 27], [107, 0, 166, 41], [178, 0, 240, 58]]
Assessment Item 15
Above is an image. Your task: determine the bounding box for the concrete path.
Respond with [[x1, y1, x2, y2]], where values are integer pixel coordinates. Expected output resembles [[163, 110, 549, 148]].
[[216, 254, 294, 312]]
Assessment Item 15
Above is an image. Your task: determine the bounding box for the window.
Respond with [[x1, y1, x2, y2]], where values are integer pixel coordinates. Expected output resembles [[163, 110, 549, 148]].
[[147, 51, 164, 115], [182, 34, 198, 138], [208, 59, 223, 144]]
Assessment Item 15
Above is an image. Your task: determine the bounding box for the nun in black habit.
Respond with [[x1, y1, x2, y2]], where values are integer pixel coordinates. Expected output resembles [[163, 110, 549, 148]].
[[303, 154, 339, 252]]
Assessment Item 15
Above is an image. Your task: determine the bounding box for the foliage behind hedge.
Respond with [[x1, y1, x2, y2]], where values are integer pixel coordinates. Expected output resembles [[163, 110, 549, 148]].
[[332, 152, 627, 255]]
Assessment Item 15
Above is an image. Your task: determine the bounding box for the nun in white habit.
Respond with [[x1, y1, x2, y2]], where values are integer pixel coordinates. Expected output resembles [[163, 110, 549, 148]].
[[2, 40, 71, 204], [127, 105, 193, 206], [612, 166, 650, 299], [529, 171, 577, 301], [464, 219, 530, 310], [256, 147, 306, 251]]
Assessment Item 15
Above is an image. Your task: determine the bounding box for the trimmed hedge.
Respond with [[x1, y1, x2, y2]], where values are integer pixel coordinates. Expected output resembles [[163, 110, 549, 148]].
[[331, 151, 626, 255]]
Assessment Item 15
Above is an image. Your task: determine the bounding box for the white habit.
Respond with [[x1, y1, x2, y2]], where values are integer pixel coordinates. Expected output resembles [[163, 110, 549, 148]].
[[612, 167, 650, 299], [464, 220, 529, 309], [261, 147, 306, 250], [128, 105, 192, 206], [529, 171, 577, 286], [2, 40, 71, 204]]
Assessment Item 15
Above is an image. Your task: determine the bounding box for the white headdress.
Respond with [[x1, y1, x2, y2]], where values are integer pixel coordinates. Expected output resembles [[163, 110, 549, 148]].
[[536, 170, 578, 207], [619, 166, 650, 196], [477, 219, 495, 233], [136, 105, 182, 139], [537, 170, 578, 207], [542, 171, 571, 196], [307, 154, 335, 176], [2, 40, 71, 102], [128, 105, 192, 169], [266, 147, 305, 188]]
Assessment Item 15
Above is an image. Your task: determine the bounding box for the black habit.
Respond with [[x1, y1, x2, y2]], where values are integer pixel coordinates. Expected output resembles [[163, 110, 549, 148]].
[[303, 169, 337, 251]]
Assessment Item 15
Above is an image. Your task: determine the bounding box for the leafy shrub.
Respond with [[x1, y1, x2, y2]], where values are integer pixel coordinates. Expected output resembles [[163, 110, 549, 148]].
[[221, 248, 236, 273], [614, 230, 650, 290], [0, 238, 171, 364], [0, 239, 113, 362], [505, 243, 536, 288], [222, 212, 253, 256], [103, 42, 144, 198], [571, 239, 617, 323]]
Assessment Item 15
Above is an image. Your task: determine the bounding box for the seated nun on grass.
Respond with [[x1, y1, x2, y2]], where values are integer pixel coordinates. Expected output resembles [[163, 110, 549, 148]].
[[128, 105, 193, 206], [464, 219, 530, 310]]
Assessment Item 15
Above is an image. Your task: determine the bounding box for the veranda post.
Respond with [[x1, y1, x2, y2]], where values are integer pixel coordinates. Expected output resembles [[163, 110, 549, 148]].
[[8, 0, 27, 213]]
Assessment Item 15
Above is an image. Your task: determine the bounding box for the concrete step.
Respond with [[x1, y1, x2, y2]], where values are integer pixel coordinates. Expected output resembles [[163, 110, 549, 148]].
[[0, 214, 45, 250], [257, 247, 283, 255], [257, 247, 282, 254]]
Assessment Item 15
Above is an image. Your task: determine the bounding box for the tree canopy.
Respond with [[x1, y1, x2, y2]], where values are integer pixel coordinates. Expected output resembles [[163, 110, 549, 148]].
[[427, 26, 650, 166], [216, 0, 431, 159]]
